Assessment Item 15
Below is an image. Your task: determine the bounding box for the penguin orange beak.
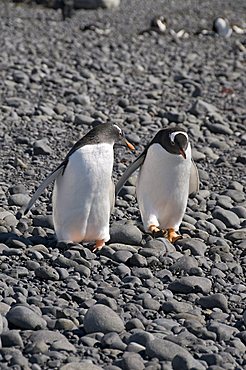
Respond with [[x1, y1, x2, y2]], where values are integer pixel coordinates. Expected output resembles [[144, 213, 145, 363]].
[[125, 139, 135, 151], [179, 148, 186, 159]]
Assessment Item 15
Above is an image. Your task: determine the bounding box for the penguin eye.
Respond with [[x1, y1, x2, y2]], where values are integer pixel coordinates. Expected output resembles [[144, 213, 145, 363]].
[[113, 124, 122, 136]]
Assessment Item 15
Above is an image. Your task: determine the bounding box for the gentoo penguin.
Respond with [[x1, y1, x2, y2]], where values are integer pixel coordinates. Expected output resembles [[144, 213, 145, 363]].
[[23, 123, 134, 251], [115, 127, 199, 243]]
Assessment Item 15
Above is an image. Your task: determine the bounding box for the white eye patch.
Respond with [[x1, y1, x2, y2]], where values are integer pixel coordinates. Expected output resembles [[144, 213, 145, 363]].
[[170, 131, 188, 143], [113, 124, 122, 135]]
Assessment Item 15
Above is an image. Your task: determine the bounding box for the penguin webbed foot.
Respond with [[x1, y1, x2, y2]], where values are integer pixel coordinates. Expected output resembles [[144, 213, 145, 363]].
[[149, 225, 165, 238], [92, 239, 105, 253], [166, 228, 182, 243], [149, 225, 182, 244]]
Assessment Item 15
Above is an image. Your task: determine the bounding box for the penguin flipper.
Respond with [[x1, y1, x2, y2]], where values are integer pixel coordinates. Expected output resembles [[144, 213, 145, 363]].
[[23, 165, 64, 215], [115, 155, 145, 196], [189, 160, 199, 195], [110, 180, 115, 212]]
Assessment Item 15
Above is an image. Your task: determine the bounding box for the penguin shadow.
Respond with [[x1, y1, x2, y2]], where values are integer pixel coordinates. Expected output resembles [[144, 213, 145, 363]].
[[0, 229, 57, 249]]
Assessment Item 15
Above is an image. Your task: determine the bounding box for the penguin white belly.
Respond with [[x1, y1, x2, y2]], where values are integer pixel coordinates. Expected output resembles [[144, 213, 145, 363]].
[[52, 143, 114, 243], [136, 143, 191, 231]]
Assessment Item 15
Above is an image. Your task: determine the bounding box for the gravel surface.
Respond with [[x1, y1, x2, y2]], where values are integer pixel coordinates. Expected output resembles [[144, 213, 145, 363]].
[[0, 1, 246, 369]]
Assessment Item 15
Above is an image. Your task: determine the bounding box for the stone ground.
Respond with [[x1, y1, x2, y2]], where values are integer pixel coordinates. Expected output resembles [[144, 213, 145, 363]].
[[0, 1, 246, 369]]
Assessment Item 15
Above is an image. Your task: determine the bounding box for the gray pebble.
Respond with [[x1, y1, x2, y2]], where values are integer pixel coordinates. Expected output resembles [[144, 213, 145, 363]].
[[142, 297, 160, 311], [231, 206, 246, 218], [132, 267, 153, 279], [170, 255, 199, 274], [162, 299, 193, 314], [6, 304, 47, 330], [212, 207, 240, 228], [129, 254, 147, 267], [114, 352, 145, 370], [208, 321, 239, 341], [83, 304, 125, 334], [198, 293, 228, 312], [60, 362, 102, 370], [223, 189, 245, 203], [125, 318, 145, 331], [8, 194, 30, 207], [110, 223, 142, 245], [225, 229, 246, 241], [74, 114, 94, 125], [33, 139, 52, 155], [127, 331, 155, 347], [172, 353, 206, 370], [101, 332, 127, 350], [113, 250, 132, 263], [55, 318, 77, 331], [51, 338, 76, 352], [177, 238, 207, 256], [146, 338, 192, 361], [206, 122, 233, 135], [35, 265, 60, 281], [169, 276, 212, 294], [1, 330, 24, 347]]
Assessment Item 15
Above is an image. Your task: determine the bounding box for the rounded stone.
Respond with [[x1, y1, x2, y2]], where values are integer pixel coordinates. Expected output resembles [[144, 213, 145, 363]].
[[146, 338, 191, 361], [198, 293, 228, 312], [6, 305, 47, 330], [110, 223, 142, 245], [83, 304, 125, 334]]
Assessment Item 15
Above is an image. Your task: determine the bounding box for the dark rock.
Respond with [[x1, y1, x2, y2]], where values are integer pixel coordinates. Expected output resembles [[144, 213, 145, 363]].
[[212, 207, 240, 228], [83, 304, 125, 334], [6, 305, 47, 330], [8, 194, 30, 207], [172, 353, 206, 370], [60, 361, 102, 370], [101, 332, 127, 350], [177, 238, 207, 256], [114, 352, 145, 370], [132, 267, 153, 279], [127, 331, 155, 347], [170, 256, 199, 274], [162, 299, 193, 314], [146, 338, 192, 361], [1, 330, 23, 347], [33, 139, 52, 155], [35, 265, 60, 281], [207, 321, 239, 341], [110, 223, 142, 245], [198, 293, 228, 312], [169, 276, 212, 294], [74, 114, 94, 125]]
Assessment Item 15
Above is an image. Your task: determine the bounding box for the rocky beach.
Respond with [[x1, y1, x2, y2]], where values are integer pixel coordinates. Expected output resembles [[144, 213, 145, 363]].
[[0, 1, 246, 369]]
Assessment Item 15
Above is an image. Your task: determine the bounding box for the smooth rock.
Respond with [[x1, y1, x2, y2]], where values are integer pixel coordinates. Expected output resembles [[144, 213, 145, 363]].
[[198, 293, 228, 312], [146, 338, 192, 361], [169, 276, 212, 294], [110, 223, 142, 245], [83, 304, 125, 334], [6, 305, 47, 330]]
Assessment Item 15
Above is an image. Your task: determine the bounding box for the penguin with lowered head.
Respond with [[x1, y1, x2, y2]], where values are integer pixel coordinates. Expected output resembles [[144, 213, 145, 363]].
[[116, 126, 199, 243]]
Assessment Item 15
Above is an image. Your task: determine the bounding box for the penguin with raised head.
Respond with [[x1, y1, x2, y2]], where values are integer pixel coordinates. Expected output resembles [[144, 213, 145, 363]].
[[116, 127, 199, 243], [23, 123, 134, 251]]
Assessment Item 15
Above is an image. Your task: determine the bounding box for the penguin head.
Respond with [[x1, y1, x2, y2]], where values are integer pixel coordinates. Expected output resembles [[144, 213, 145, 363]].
[[153, 127, 189, 159], [88, 123, 135, 150]]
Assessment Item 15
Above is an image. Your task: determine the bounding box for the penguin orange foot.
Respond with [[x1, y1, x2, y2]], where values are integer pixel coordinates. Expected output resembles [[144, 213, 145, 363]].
[[166, 228, 182, 243], [92, 239, 105, 253], [149, 225, 166, 238]]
